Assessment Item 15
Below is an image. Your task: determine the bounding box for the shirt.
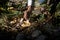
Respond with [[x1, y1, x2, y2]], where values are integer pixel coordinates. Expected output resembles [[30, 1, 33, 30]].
[[28, 0, 32, 6]]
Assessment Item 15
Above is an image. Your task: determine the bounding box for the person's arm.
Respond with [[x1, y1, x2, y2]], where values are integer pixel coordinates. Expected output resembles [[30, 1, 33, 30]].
[[25, 0, 32, 12]]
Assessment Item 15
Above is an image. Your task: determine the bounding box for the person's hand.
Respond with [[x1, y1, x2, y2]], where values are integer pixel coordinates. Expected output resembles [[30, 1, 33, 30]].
[[21, 20, 31, 27]]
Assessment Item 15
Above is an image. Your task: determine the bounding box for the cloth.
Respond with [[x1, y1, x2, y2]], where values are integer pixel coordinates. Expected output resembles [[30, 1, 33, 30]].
[[28, 0, 32, 6]]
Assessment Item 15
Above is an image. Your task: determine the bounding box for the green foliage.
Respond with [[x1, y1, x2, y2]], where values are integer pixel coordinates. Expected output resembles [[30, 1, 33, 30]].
[[0, 0, 60, 32], [56, 2, 60, 11]]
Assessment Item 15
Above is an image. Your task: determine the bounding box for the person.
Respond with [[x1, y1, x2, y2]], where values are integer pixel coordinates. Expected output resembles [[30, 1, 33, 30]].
[[20, 0, 33, 27]]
